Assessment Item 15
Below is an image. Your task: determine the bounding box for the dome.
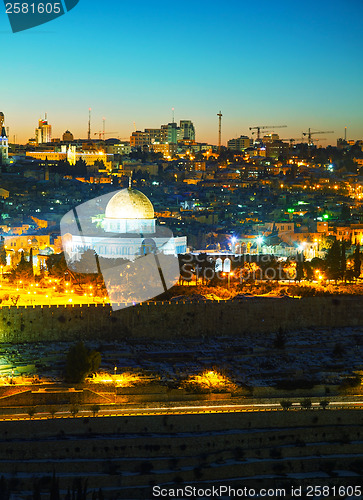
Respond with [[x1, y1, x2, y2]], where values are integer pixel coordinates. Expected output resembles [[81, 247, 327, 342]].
[[105, 188, 154, 220]]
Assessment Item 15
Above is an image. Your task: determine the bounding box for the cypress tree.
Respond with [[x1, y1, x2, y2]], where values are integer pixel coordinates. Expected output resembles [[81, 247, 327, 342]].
[[325, 240, 341, 282], [0, 237, 6, 267], [354, 243, 361, 279], [341, 241, 346, 279], [295, 253, 304, 282]]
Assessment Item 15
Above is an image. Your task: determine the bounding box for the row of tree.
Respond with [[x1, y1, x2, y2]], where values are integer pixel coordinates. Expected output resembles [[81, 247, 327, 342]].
[[296, 242, 361, 282]]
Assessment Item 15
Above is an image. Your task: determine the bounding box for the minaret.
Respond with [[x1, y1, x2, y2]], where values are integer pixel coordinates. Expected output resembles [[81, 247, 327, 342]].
[[0, 112, 9, 165]]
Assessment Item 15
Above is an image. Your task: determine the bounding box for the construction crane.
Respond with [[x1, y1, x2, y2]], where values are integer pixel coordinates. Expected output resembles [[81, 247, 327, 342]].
[[249, 125, 287, 140], [302, 128, 334, 146], [278, 138, 306, 145]]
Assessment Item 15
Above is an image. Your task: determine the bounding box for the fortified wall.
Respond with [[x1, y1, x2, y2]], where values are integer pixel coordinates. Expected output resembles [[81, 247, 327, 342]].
[[0, 296, 361, 343]]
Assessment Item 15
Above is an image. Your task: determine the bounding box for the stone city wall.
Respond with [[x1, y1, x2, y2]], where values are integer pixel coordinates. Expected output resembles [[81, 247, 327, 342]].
[[0, 296, 361, 343]]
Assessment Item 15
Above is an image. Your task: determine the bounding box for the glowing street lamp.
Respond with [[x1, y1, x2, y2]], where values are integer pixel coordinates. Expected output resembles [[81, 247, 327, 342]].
[[222, 271, 234, 289], [256, 236, 263, 254]]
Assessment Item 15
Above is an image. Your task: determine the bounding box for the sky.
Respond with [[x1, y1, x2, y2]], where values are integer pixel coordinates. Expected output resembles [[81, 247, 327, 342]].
[[1, 0, 363, 145]]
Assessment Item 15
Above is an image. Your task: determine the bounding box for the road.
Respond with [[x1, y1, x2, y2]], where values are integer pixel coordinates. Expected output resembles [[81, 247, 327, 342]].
[[0, 399, 362, 421]]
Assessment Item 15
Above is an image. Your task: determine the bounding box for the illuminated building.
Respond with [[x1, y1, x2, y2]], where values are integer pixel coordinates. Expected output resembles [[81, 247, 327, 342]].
[[150, 142, 177, 158], [0, 112, 9, 165], [63, 186, 187, 261], [227, 135, 251, 151], [179, 120, 195, 141], [26, 146, 113, 170], [130, 120, 196, 148], [265, 140, 290, 159], [130, 130, 147, 148], [105, 142, 131, 155], [35, 115, 52, 144]]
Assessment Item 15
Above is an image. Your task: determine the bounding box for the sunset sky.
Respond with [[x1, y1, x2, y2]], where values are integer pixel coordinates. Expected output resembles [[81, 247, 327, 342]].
[[1, 0, 363, 145]]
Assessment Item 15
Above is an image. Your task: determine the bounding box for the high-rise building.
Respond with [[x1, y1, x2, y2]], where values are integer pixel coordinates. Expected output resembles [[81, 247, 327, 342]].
[[227, 135, 251, 151], [144, 128, 162, 144], [167, 122, 178, 144], [265, 140, 290, 159], [130, 118, 196, 149], [179, 120, 195, 141], [130, 130, 148, 148], [35, 115, 52, 144], [62, 130, 74, 142], [0, 112, 9, 165]]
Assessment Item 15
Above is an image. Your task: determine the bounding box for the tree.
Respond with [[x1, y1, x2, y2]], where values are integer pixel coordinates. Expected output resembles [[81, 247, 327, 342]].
[[88, 350, 102, 375], [340, 204, 351, 221], [303, 261, 314, 281], [32, 480, 41, 500], [300, 398, 312, 410], [47, 252, 68, 277], [280, 400, 292, 411], [49, 471, 60, 500], [0, 239, 6, 267], [354, 243, 361, 279], [332, 342, 345, 358], [12, 250, 33, 281], [29, 247, 34, 275], [325, 240, 341, 282], [319, 400, 330, 410], [91, 404, 100, 417], [27, 407, 36, 419], [70, 405, 79, 417], [65, 342, 101, 383], [48, 407, 57, 419], [274, 327, 286, 349], [295, 253, 304, 282], [341, 241, 346, 280]]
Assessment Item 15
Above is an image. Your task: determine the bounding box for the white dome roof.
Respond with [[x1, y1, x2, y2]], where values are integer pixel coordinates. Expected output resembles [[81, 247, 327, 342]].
[[105, 188, 154, 220]]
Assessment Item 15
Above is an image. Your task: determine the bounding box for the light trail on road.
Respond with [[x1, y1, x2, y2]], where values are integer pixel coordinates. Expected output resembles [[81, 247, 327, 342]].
[[0, 399, 362, 421]]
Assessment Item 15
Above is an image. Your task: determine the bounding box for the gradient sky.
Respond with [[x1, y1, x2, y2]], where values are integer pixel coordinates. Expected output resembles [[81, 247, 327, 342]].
[[1, 0, 363, 145]]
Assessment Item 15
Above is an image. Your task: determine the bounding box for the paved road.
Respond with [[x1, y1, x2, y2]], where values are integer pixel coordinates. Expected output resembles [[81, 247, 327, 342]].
[[0, 399, 362, 421]]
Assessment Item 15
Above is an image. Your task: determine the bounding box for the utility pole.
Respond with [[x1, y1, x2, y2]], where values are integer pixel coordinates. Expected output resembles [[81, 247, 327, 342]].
[[88, 108, 91, 140], [344, 126, 347, 142], [217, 110, 222, 153]]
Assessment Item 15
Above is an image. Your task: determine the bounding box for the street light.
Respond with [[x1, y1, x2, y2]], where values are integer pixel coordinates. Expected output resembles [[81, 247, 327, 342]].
[[222, 271, 234, 289], [256, 236, 263, 254]]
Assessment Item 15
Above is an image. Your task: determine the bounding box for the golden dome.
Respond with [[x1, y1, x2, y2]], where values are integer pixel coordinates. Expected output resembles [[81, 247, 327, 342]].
[[105, 188, 155, 220]]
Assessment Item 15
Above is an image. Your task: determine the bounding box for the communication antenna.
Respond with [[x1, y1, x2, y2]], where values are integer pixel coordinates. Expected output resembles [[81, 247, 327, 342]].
[[217, 110, 222, 153], [88, 108, 92, 140], [172, 107, 175, 124]]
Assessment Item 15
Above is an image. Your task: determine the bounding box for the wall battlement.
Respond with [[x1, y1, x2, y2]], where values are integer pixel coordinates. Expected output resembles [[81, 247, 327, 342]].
[[0, 296, 361, 343]]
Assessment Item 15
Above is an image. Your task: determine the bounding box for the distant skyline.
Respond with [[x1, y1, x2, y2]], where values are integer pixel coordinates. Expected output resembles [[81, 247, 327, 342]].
[[1, 0, 363, 145]]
